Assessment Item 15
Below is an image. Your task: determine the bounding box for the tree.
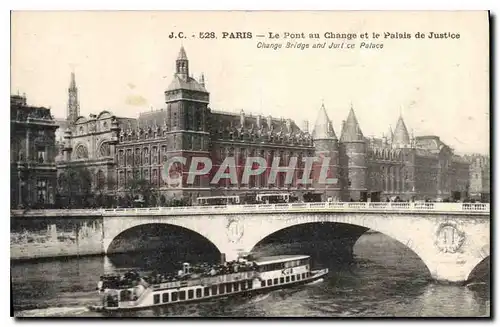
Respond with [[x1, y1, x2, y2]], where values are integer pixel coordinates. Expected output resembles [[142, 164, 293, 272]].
[[57, 164, 93, 208], [126, 176, 156, 207]]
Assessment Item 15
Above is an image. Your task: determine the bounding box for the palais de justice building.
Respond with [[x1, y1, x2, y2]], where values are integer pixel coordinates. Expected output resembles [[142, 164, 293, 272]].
[[55, 46, 474, 205]]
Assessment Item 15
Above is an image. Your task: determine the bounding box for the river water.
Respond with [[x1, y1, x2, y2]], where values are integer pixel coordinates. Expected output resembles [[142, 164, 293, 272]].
[[11, 233, 490, 317]]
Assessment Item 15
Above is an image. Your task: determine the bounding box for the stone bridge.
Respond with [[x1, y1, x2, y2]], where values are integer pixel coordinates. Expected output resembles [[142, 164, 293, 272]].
[[11, 202, 490, 283]]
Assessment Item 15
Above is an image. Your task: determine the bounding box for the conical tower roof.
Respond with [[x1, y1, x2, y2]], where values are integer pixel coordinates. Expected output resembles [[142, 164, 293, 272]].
[[177, 46, 188, 60], [340, 105, 364, 142], [311, 103, 337, 140], [393, 115, 410, 146]]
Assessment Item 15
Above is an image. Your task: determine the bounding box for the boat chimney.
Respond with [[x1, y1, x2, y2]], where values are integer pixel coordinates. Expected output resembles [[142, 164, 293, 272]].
[[220, 253, 226, 264]]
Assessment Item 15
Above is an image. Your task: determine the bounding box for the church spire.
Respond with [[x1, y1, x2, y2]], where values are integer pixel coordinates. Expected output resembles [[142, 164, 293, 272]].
[[176, 46, 189, 80], [340, 104, 364, 142], [67, 71, 80, 123], [312, 103, 337, 140], [393, 114, 410, 147]]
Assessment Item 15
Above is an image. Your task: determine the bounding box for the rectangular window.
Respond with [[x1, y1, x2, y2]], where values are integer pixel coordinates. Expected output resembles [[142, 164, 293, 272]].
[[297, 274, 301, 280], [211, 285, 218, 296], [162, 293, 169, 303], [302, 273, 306, 279], [226, 284, 232, 293], [153, 294, 160, 304], [233, 282, 239, 292], [261, 281, 266, 287], [37, 179, 47, 204], [267, 279, 272, 286], [291, 275, 295, 282], [188, 290, 194, 299], [37, 147, 46, 163], [219, 284, 225, 294], [241, 281, 246, 290], [179, 291, 186, 301], [247, 280, 252, 289], [204, 287, 210, 297], [171, 292, 178, 301], [280, 277, 285, 284], [273, 278, 278, 285], [286, 276, 290, 283], [196, 289, 202, 298]]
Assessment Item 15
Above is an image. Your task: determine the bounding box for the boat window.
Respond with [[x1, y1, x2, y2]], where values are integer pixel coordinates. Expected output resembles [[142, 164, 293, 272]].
[[273, 278, 278, 285], [247, 280, 252, 289], [179, 291, 186, 301], [162, 293, 169, 303], [296, 274, 301, 280], [233, 282, 239, 292], [280, 277, 284, 284], [291, 275, 295, 282], [267, 279, 272, 286], [211, 285, 218, 295], [241, 281, 246, 290], [154, 294, 160, 304], [286, 276, 290, 283], [171, 292, 178, 301], [204, 287, 210, 297], [226, 283, 232, 293], [196, 289, 202, 298], [261, 281, 266, 287], [188, 290, 194, 299], [219, 284, 225, 294], [302, 273, 306, 279]]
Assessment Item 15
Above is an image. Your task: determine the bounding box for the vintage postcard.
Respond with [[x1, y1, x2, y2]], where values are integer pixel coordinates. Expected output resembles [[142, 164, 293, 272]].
[[10, 11, 490, 318]]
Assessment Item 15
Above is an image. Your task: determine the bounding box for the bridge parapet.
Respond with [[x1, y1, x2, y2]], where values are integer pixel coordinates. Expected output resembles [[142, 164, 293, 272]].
[[100, 201, 489, 216], [11, 202, 490, 218]]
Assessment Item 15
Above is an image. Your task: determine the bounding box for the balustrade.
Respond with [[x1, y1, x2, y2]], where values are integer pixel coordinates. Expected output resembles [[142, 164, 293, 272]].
[[12, 201, 490, 217]]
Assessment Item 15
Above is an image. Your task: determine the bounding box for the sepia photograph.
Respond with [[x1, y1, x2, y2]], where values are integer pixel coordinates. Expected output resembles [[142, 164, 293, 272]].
[[9, 10, 490, 318]]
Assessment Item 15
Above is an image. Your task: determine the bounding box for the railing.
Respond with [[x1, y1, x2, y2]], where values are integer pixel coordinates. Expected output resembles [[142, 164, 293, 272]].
[[151, 271, 257, 290], [100, 201, 489, 215], [11, 202, 490, 217]]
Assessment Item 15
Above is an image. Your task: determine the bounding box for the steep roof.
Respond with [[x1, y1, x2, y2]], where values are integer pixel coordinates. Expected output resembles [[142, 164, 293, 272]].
[[311, 104, 337, 140], [340, 106, 364, 142], [393, 116, 410, 146], [166, 75, 208, 93], [177, 46, 188, 60]]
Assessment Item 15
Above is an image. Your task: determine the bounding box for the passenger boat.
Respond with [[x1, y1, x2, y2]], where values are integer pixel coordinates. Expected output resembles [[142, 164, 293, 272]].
[[89, 254, 328, 312]]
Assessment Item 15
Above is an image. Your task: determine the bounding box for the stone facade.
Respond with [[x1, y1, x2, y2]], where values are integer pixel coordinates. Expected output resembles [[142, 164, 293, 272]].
[[11, 94, 58, 208], [54, 46, 477, 205]]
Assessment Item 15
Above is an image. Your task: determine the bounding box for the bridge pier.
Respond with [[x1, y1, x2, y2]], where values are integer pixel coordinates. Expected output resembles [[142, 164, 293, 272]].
[[425, 255, 490, 284]]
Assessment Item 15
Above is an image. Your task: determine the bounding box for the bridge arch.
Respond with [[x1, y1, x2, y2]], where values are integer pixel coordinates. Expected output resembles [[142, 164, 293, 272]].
[[466, 244, 490, 281], [103, 217, 229, 257], [105, 222, 222, 256], [249, 221, 431, 264], [239, 213, 442, 279]]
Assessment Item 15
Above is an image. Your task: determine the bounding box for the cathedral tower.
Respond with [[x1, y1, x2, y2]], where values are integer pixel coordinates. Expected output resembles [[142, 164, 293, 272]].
[[67, 72, 80, 122], [339, 105, 367, 201]]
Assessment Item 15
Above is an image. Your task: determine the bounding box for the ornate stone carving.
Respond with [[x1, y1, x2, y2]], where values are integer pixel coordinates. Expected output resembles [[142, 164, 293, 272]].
[[435, 223, 465, 253], [226, 218, 244, 243]]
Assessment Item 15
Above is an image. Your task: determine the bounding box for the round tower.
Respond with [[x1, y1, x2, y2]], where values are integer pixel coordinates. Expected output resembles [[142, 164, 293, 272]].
[[311, 103, 340, 201], [339, 105, 367, 201]]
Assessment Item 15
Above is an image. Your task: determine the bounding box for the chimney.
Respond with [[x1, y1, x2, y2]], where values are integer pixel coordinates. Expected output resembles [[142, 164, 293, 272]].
[[240, 109, 245, 126], [267, 115, 272, 128], [256, 114, 262, 128], [302, 120, 309, 133]]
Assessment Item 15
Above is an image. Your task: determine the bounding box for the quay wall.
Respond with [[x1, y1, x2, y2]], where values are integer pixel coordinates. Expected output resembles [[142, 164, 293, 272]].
[[10, 216, 105, 261]]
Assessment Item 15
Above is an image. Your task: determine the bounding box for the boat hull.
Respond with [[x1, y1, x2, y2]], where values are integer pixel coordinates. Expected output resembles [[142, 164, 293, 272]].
[[89, 268, 328, 312]]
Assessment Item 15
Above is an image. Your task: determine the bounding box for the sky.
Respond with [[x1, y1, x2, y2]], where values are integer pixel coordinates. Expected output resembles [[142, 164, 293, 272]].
[[11, 11, 489, 154]]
